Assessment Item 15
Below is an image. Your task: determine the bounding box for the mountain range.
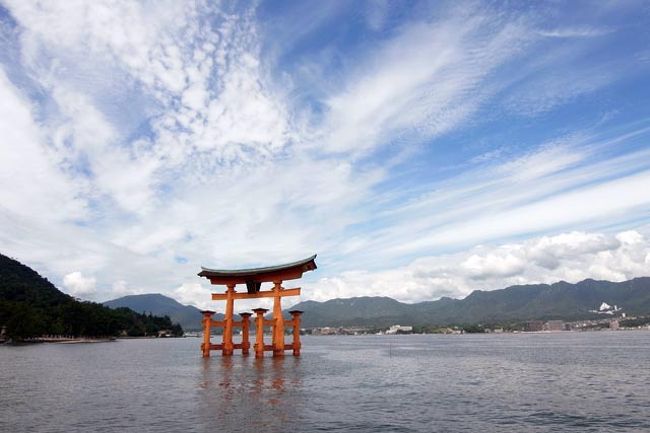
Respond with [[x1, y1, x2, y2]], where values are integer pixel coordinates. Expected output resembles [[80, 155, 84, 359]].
[[104, 277, 650, 329], [8, 249, 648, 335], [289, 278, 650, 328], [104, 294, 205, 331]]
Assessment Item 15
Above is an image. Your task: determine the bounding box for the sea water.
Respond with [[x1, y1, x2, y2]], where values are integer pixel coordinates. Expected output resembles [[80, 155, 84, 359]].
[[1, 332, 649, 432]]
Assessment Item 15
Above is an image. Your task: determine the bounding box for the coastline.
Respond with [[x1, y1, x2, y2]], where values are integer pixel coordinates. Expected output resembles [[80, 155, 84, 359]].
[[1, 337, 116, 345], [0, 335, 194, 345]]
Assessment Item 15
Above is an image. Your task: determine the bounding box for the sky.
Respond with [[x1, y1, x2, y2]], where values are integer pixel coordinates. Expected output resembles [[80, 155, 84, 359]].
[[1, 0, 650, 310]]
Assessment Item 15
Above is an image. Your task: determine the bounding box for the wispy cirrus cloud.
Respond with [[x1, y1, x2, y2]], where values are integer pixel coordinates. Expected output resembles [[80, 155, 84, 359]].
[[316, 11, 533, 155], [0, 0, 649, 309], [537, 26, 613, 38], [0, 67, 87, 223], [331, 129, 650, 270]]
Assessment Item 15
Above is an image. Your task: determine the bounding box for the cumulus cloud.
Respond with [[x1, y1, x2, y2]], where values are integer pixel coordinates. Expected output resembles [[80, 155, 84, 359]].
[[62, 271, 96, 299], [173, 283, 206, 309], [462, 251, 526, 279], [307, 230, 650, 303]]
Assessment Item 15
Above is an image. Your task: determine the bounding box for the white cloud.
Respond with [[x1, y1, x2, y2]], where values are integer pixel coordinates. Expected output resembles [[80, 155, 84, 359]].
[[0, 1, 648, 310], [537, 27, 612, 38], [318, 11, 532, 155], [62, 271, 96, 298], [173, 283, 206, 309], [617, 230, 643, 245], [462, 251, 526, 279], [309, 8, 622, 154], [6, 0, 293, 216], [503, 67, 613, 116], [309, 230, 650, 303], [384, 168, 650, 258], [332, 137, 650, 267], [111, 280, 135, 298], [0, 66, 87, 223]]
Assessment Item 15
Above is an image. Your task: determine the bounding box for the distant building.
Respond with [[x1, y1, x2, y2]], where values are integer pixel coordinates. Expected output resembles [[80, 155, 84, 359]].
[[524, 321, 544, 332], [183, 331, 200, 337], [338, 327, 368, 335], [311, 327, 337, 336], [610, 320, 620, 330], [590, 302, 622, 315], [386, 325, 413, 334], [544, 320, 565, 331]]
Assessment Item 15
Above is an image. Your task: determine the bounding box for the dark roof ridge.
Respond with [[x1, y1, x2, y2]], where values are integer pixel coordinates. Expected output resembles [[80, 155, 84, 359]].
[[198, 254, 317, 278]]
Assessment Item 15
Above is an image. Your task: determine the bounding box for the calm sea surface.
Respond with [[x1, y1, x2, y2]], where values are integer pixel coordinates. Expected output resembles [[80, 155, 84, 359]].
[[1, 332, 649, 433]]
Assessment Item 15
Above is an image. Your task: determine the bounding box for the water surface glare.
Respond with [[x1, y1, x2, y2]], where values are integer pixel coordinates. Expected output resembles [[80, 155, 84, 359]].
[[1, 332, 649, 432]]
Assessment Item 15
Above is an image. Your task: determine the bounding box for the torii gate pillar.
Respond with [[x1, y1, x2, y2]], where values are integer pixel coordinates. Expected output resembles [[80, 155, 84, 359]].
[[200, 310, 215, 358], [272, 281, 285, 357]]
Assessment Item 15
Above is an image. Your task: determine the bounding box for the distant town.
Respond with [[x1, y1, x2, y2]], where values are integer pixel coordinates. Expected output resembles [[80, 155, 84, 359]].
[[296, 301, 650, 336], [305, 315, 650, 336], [183, 300, 650, 338]]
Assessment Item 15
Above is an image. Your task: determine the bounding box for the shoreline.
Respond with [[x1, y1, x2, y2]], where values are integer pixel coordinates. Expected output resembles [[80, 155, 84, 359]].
[[0, 335, 191, 345], [1, 337, 116, 345]]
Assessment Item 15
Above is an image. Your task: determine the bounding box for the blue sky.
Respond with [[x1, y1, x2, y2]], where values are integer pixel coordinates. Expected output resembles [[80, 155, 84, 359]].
[[1, 0, 649, 309]]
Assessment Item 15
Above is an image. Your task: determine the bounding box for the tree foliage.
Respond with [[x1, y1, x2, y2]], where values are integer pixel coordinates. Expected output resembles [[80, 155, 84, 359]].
[[0, 254, 183, 340]]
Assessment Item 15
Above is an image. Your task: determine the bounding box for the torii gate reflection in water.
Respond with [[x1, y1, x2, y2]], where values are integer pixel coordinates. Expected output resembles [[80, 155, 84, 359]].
[[197, 255, 317, 358]]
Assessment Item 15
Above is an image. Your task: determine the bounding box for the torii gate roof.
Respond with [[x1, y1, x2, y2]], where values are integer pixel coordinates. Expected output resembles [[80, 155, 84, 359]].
[[198, 254, 317, 285]]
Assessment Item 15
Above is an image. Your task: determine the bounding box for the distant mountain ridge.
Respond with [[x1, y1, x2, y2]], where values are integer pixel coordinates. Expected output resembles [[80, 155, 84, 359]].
[[288, 277, 650, 328], [104, 294, 204, 331], [104, 277, 650, 329]]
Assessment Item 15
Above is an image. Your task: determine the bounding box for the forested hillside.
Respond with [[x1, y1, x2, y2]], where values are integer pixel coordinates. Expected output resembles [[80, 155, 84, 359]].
[[0, 254, 183, 340]]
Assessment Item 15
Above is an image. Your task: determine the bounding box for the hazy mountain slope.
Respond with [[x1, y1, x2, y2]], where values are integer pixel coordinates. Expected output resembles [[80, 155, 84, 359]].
[[104, 294, 204, 331]]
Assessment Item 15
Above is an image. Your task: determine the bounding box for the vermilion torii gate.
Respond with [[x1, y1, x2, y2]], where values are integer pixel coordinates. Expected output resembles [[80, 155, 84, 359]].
[[197, 255, 317, 358]]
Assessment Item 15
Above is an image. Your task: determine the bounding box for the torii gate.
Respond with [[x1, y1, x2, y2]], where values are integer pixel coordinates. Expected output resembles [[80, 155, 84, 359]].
[[197, 254, 317, 358]]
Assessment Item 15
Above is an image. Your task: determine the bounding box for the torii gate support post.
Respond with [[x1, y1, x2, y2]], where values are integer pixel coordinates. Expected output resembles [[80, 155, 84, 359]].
[[222, 284, 235, 356], [289, 310, 303, 356], [272, 281, 285, 357], [239, 312, 252, 355], [253, 308, 268, 358], [200, 310, 216, 358]]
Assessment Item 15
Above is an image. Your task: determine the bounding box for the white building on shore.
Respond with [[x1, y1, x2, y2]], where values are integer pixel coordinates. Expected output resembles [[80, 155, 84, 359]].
[[386, 324, 413, 334]]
